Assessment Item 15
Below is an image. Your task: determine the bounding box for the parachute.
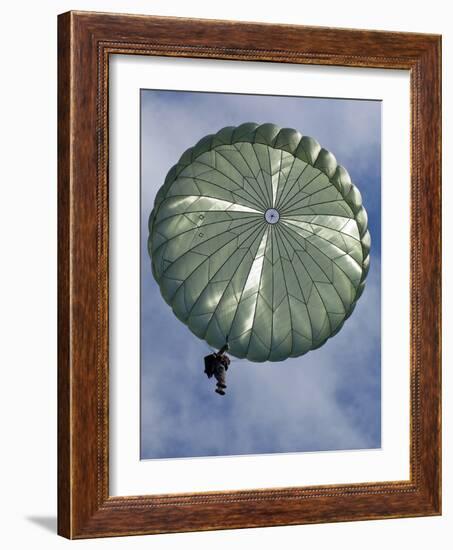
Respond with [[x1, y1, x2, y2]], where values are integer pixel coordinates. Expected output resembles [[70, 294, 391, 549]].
[[148, 123, 370, 362]]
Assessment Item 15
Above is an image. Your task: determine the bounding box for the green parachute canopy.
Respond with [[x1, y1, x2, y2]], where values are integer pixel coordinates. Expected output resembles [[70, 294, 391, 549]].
[[148, 123, 371, 362]]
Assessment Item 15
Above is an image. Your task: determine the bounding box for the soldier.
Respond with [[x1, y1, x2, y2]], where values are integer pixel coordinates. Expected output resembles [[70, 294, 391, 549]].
[[204, 343, 231, 395]]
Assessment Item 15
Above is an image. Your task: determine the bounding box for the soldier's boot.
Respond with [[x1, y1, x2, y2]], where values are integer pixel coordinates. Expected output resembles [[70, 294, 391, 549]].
[[215, 387, 226, 396]]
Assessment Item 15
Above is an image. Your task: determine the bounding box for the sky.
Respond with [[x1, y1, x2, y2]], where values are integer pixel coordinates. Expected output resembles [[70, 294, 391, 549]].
[[140, 89, 381, 460]]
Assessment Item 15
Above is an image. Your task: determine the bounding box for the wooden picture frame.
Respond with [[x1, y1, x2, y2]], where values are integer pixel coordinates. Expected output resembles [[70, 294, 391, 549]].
[[58, 10, 441, 539]]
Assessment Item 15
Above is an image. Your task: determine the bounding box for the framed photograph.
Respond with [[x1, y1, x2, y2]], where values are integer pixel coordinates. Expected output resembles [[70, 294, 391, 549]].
[[58, 11, 441, 539]]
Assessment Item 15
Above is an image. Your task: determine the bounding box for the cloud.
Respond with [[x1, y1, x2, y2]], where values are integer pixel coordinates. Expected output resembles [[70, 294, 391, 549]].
[[140, 90, 381, 459], [141, 257, 380, 458]]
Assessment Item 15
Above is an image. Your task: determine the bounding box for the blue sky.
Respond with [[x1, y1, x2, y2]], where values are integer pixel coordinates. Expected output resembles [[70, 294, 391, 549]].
[[140, 89, 381, 459]]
